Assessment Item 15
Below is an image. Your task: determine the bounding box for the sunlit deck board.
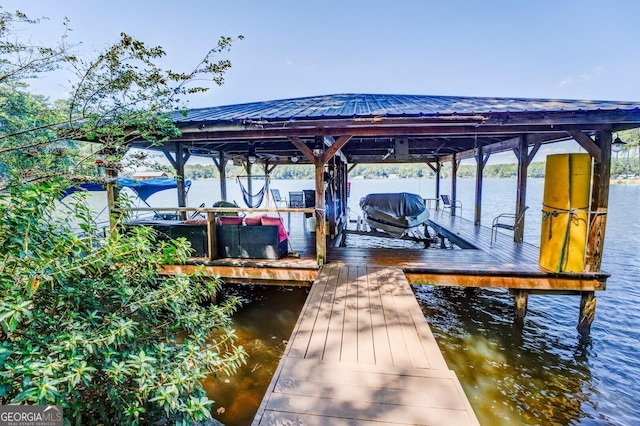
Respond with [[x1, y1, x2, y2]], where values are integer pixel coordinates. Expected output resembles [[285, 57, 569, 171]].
[[253, 265, 478, 425], [325, 212, 608, 291]]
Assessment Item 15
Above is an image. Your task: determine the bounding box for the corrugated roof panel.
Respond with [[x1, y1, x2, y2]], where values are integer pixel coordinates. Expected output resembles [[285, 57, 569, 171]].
[[173, 93, 640, 124]]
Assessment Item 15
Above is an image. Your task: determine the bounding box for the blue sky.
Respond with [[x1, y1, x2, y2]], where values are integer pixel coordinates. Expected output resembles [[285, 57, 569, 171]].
[[6, 0, 640, 108]]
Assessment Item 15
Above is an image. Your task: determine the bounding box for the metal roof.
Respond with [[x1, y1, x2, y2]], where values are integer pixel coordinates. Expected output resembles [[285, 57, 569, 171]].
[[125, 93, 640, 165], [174, 93, 640, 124]]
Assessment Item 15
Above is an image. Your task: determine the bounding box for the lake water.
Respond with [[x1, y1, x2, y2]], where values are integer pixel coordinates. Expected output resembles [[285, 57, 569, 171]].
[[80, 177, 640, 425]]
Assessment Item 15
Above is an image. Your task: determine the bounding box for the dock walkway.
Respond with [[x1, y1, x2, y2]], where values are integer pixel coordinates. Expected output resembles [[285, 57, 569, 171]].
[[253, 265, 479, 425]]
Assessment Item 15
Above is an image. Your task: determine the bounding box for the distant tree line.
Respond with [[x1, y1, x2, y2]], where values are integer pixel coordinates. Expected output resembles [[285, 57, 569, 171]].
[[183, 161, 556, 180]]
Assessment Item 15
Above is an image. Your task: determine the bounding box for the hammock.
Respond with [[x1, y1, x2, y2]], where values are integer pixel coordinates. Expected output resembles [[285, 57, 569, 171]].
[[237, 176, 268, 208]]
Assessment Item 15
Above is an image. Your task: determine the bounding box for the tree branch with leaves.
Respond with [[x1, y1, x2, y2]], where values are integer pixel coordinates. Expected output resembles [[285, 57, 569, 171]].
[[0, 7, 247, 424]]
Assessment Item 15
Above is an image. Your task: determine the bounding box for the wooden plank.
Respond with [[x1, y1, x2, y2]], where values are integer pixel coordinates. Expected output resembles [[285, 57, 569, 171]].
[[159, 263, 318, 284], [377, 268, 413, 368], [264, 393, 477, 425], [356, 266, 376, 364], [384, 268, 432, 369], [367, 266, 394, 365], [335, 266, 357, 363], [319, 266, 346, 361], [258, 411, 392, 426], [406, 273, 606, 291], [303, 266, 341, 359], [287, 268, 331, 358]]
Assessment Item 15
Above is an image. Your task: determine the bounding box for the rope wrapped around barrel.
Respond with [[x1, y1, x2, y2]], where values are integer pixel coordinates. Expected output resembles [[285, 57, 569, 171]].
[[541, 204, 590, 272]]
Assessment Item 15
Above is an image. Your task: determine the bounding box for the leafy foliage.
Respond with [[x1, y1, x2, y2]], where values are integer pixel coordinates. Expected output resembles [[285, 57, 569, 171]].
[[0, 6, 247, 424], [0, 182, 246, 424], [0, 5, 243, 189]]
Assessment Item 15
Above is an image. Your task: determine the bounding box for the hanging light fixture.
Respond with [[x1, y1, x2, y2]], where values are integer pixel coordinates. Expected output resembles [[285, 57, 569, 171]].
[[611, 134, 627, 154], [312, 141, 323, 157]]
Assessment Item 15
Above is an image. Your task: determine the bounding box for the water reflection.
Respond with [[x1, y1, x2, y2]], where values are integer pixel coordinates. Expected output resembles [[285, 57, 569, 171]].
[[203, 284, 309, 426], [413, 285, 595, 425]]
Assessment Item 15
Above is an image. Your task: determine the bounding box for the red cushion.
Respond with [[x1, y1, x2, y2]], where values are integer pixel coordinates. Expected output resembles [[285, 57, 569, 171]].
[[184, 219, 207, 225], [260, 216, 289, 242], [218, 216, 243, 225], [244, 215, 264, 226]]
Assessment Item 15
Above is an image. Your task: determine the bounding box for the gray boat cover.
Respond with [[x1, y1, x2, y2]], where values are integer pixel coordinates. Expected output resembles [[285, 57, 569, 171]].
[[359, 192, 430, 237]]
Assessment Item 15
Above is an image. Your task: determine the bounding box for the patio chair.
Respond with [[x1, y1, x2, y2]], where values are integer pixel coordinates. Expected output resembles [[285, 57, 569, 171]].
[[440, 194, 462, 217], [491, 206, 529, 246], [288, 191, 304, 208], [271, 189, 288, 207]]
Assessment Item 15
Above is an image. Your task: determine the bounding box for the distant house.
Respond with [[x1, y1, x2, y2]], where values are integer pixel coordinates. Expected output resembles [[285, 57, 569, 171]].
[[132, 171, 168, 180]]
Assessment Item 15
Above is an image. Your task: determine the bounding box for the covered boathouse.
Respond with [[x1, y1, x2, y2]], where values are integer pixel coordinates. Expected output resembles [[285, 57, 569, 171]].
[[123, 93, 640, 328], [118, 93, 640, 424]]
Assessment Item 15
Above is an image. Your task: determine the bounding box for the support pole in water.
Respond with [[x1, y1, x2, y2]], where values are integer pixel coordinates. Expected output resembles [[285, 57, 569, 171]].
[[578, 291, 596, 335], [511, 289, 528, 327]]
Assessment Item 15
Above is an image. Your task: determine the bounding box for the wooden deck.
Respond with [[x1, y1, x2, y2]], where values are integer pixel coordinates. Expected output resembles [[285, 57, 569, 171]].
[[327, 211, 608, 293], [253, 265, 479, 425], [161, 209, 608, 292]]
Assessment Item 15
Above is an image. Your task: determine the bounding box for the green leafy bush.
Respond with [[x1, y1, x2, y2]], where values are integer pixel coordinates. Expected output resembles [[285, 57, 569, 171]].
[[0, 181, 246, 424]]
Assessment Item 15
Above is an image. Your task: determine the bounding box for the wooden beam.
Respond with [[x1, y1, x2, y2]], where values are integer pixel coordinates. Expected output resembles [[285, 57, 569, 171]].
[[568, 130, 602, 163], [288, 136, 315, 163], [175, 142, 189, 219], [515, 135, 528, 244], [315, 158, 326, 265], [106, 166, 119, 230], [451, 154, 460, 216], [585, 131, 612, 273], [322, 135, 352, 163], [405, 273, 606, 291], [435, 161, 441, 209], [206, 211, 216, 261], [474, 145, 484, 226], [160, 263, 317, 284], [214, 151, 228, 201]]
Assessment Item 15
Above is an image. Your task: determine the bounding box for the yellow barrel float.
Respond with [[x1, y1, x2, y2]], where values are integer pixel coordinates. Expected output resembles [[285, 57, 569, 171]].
[[539, 153, 592, 272]]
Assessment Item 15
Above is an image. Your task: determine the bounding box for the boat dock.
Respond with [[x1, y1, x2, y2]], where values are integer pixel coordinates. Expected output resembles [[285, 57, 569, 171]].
[[156, 207, 609, 424], [252, 265, 479, 425]]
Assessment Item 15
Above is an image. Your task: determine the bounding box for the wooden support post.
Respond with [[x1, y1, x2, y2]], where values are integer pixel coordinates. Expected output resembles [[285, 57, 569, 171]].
[[578, 291, 596, 335], [163, 143, 190, 219], [512, 289, 528, 326], [451, 154, 459, 216], [213, 151, 228, 201], [474, 145, 484, 226], [514, 135, 529, 243], [315, 158, 326, 265], [585, 131, 612, 273], [106, 166, 119, 230], [244, 161, 253, 198], [175, 143, 189, 220], [435, 162, 441, 210], [206, 211, 217, 261], [577, 130, 611, 336], [427, 161, 441, 210]]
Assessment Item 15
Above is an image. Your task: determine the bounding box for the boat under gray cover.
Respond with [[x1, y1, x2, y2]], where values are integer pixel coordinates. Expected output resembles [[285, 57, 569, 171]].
[[359, 192, 430, 237]]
